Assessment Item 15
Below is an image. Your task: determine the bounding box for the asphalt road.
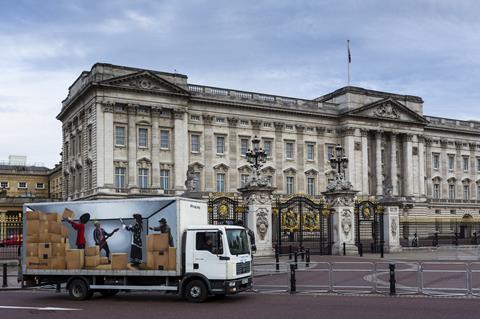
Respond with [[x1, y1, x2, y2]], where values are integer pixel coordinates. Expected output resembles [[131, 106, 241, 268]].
[[0, 290, 479, 319]]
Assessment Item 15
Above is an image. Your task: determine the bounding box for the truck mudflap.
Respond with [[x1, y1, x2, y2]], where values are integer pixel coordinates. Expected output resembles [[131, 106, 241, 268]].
[[216, 276, 252, 295]]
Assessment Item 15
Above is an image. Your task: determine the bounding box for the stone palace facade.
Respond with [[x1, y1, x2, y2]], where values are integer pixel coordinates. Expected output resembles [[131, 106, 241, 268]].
[[57, 63, 480, 218]]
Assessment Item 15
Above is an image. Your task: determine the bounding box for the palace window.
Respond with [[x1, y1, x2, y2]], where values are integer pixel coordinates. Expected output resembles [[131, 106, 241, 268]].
[[160, 130, 170, 149], [115, 126, 126, 146], [88, 126, 93, 149], [463, 185, 470, 200], [463, 157, 469, 171], [240, 138, 249, 156], [138, 168, 149, 188], [433, 153, 440, 170], [190, 115, 200, 121], [240, 174, 249, 188], [433, 184, 440, 199], [263, 122, 271, 128], [285, 142, 294, 160], [18, 182, 27, 189], [191, 134, 200, 153], [306, 143, 315, 161], [477, 158, 480, 172], [216, 173, 225, 192], [448, 184, 456, 200], [36, 183, 45, 189], [327, 145, 335, 159], [286, 176, 295, 194], [115, 167, 126, 189], [0, 182, 9, 189], [307, 177, 315, 196], [448, 155, 455, 171], [477, 185, 480, 200], [263, 140, 272, 157], [216, 136, 225, 154], [216, 117, 225, 124], [138, 128, 148, 148], [240, 120, 249, 126], [160, 169, 170, 190]]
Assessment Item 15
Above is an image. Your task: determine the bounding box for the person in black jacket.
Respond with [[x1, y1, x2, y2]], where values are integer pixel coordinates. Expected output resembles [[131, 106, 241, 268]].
[[93, 221, 119, 262], [121, 214, 143, 266]]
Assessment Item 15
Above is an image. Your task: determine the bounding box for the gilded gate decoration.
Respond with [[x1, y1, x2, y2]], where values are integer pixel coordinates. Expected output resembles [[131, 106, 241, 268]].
[[0, 211, 23, 260], [208, 193, 247, 225], [354, 198, 384, 254], [273, 194, 332, 255]]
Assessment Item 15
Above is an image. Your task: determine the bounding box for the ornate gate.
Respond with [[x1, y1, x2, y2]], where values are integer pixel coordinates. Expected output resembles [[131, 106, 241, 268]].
[[273, 195, 332, 255], [354, 199, 384, 254], [208, 193, 247, 225]]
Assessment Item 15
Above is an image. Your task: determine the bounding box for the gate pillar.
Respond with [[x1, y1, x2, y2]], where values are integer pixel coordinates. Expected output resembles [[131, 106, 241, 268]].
[[323, 189, 358, 255], [380, 202, 402, 253], [239, 185, 276, 256]]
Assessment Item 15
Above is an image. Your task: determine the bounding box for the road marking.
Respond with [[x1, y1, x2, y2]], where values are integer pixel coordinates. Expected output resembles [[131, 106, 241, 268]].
[[0, 305, 82, 311]]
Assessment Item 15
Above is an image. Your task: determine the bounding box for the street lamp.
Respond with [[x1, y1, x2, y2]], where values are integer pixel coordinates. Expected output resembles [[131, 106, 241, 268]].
[[246, 135, 267, 178], [329, 144, 348, 180]]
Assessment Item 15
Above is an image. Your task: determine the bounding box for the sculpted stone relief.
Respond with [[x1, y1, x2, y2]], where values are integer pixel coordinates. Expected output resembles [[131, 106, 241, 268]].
[[391, 216, 398, 239], [255, 208, 269, 240], [374, 103, 400, 119], [341, 210, 353, 241]]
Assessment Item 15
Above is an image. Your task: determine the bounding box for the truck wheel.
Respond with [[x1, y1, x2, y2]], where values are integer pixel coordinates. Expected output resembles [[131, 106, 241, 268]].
[[184, 280, 208, 303], [100, 289, 119, 297], [68, 279, 93, 301]]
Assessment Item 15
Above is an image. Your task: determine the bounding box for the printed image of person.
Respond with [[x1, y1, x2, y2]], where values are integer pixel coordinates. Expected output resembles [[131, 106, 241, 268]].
[[149, 218, 174, 247], [63, 213, 90, 249], [93, 221, 119, 262], [236, 219, 256, 253], [121, 214, 143, 266]]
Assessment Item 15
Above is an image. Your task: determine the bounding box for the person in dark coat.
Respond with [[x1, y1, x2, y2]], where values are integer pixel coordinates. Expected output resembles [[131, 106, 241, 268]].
[[149, 218, 174, 247], [93, 221, 119, 262], [121, 214, 143, 265]]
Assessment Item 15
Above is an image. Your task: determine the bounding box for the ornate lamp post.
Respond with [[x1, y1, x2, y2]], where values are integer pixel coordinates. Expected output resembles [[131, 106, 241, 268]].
[[246, 136, 267, 178], [329, 144, 348, 180]]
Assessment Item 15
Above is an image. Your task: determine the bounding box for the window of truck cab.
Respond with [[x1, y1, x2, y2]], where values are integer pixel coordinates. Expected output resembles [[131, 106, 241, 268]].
[[226, 229, 250, 255]]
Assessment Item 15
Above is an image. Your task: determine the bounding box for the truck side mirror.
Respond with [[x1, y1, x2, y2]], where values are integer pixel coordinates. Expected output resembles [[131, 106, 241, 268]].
[[216, 231, 224, 255]]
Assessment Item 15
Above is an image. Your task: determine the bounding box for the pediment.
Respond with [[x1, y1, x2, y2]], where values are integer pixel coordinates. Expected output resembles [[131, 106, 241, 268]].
[[100, 71, 190, 96], [343, 98, 428, 124]]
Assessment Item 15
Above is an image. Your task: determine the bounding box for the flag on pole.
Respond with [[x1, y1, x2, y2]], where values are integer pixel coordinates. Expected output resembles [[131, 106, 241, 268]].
[[347, 40, 351, 63]]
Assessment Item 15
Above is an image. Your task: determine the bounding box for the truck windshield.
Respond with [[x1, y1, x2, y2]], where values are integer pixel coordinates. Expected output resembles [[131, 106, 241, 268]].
[[226, 229, 250, 255]]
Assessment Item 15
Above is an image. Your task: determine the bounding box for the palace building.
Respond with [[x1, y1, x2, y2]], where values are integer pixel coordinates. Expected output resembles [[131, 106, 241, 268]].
[[57, 63, 480, 219]]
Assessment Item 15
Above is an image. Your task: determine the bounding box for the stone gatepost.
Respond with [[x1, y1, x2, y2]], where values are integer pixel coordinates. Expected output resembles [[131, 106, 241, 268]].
[[380, 200, 402, 253], [238, 184, 276, 257], [322, 189, 359, 255]]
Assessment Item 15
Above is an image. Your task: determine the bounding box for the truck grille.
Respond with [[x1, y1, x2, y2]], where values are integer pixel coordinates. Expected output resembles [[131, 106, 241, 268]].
[[236, 261, 251, 275]]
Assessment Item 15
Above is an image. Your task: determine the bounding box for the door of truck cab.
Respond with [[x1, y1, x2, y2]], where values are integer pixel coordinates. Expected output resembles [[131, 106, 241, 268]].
[[192, 230, 227, 280]]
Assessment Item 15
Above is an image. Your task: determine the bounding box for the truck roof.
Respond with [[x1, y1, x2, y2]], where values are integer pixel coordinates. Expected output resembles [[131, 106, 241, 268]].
[[185, 225, 245, 231]]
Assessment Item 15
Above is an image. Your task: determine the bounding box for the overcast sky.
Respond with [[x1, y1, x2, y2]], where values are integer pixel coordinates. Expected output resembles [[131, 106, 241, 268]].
[[1, 0, 480, 168]]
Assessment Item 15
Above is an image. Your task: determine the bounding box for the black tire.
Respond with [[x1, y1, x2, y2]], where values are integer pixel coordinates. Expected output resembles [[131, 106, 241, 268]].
[[184, 280, 208, 303], [68, 279, 92, 301], [99, 289, 119, 297]]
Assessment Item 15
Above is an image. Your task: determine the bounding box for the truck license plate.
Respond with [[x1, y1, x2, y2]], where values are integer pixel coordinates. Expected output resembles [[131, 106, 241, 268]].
[[242, 278, 249, 284]]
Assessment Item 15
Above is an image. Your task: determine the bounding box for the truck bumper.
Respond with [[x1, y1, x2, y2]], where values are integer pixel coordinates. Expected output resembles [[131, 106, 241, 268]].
[[223, 276, 252, 295]]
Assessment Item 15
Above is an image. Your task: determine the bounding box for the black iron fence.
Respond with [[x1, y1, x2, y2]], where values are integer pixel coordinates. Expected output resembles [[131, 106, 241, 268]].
[[0, 212, 22, 260], [400, 216, 480, 247]]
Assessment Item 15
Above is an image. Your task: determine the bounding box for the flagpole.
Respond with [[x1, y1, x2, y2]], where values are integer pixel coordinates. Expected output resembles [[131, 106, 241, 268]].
[[347, 40, 351, 87]]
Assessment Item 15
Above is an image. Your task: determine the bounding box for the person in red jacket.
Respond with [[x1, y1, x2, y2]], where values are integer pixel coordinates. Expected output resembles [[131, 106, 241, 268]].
[[63, 213, 90, 249]]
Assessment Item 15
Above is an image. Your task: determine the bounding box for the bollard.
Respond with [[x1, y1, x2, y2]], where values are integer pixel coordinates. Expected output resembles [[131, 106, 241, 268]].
[[294, 252, 298, 269], [306, 249, 310, 268], [290, 263, 296, 294], [275, 249, 280, 272], [389, 263, 396, 296], [301, 250, 305, 262], [343, 242, 346, 256], [56, 283, 61, 293], [359, 243, 363, 257], [380, 244, 384, 258], [2, 264, 7, 288], [371, 242, 374, 253], [289, 245, 293, 260]]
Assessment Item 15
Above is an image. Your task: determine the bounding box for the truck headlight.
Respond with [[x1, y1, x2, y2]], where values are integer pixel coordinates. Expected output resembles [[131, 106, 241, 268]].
[[228, 281, 236, 287]]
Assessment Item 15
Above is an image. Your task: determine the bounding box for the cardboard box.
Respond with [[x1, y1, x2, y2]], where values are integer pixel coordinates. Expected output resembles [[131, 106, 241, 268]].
[[146, 252, 154, 269], [66, 249, 84, 269], [49, 233, 63, 243], [147, 233, 170, 252], [26, 243, 38, 257], [38, 232, 50, 243], [44, 213, 59, 222], [85, 246, 100, 257], [26, 220, 40, 236], [100, 257, 109, 265], [152, 251, 169, 270], [26, 211, 41, 220], [38, 221, 49, 233], [51, 243, 67, 257], [38, 243, 52, 259], [61, 225, 69, 237], [26, 257, 48, 269], [111, 253, 128, 270], [49, 257, 66, 270], [167, 247, 177, 270], [96, 264, 112, 270], [27, 234, 39, 243], [63, 208, 75, 220], [85, 255, 100, 268], [48, 222, 62, 234]]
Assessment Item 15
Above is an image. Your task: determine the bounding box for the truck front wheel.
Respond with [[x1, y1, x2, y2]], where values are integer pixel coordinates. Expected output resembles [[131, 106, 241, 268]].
[[68, 279, 93, 301], [184, 280, 207, 303]]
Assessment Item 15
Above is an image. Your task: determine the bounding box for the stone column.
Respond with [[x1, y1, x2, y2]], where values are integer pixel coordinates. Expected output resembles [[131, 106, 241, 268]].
[[418, 136, 426, 197], [375, 131, 383, 196], [151, 108, 161, 188], [316, 126, 326, 192], [424, 138, 432, 197], [127, 105, 137, 188], [344, 127, 356, 190], [360, 129, 369, 195], [296, 124, 305, 193], [322, 189, 358, 255], [390, 132, 398, 196], [403, 134, 414, 197], [96, 102, 105, 188], [440, 139, 449, 198], [228, 117, 239, 191], [381, 204, 401, 252], [239, 185, 276, 256], [470, 143, 477, 200], [203, 115, 214, 191], [102, 102, 114, 188], [274, 122, 284, 191], [173, 109, 188, 193]]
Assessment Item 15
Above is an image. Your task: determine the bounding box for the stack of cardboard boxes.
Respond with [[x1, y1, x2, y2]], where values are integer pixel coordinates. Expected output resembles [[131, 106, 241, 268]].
[[25, 210, 70, 269], [146, 233, 176, 271]]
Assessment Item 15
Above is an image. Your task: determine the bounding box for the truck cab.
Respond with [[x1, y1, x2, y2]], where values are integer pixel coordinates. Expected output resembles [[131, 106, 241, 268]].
[[183, 225, 252, 300]]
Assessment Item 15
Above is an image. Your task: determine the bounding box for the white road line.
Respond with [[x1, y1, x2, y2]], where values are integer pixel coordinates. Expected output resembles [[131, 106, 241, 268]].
[[0, 305, 82, 311]]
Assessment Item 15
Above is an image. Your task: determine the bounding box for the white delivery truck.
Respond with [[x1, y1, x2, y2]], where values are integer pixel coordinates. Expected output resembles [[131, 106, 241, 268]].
[[20, 197, 252, 302]]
